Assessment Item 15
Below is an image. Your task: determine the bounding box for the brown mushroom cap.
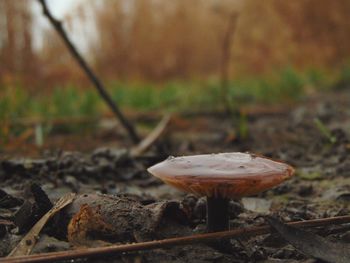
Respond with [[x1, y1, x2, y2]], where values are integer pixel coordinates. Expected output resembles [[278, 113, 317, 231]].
[[148, 152, 294, 199]]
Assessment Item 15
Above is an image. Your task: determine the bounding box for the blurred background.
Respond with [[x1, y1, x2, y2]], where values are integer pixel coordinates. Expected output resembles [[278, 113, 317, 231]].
[[1, 0, 350, 154]]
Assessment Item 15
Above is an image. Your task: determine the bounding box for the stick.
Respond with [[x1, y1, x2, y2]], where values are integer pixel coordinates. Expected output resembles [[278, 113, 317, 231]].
[[2, 215, 350, 263], [130, 115, 171, 157], [37, 0, 140, 144]]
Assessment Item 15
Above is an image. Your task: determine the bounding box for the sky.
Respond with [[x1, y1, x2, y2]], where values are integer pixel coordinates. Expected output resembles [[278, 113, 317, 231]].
[[46, 0, 76, 16], [34, 0, 79, 20], [32, 0, 85, 50]]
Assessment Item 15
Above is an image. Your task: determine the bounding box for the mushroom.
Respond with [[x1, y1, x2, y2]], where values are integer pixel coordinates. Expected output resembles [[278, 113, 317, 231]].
[[147, 152, 294, 232]]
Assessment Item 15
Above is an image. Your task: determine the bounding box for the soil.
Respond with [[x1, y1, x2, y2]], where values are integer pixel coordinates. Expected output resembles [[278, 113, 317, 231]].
[[1, 90, 350, 262]]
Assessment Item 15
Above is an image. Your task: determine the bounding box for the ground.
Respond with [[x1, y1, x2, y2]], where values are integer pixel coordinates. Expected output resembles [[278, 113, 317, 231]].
[[1, 89, 350, 262]]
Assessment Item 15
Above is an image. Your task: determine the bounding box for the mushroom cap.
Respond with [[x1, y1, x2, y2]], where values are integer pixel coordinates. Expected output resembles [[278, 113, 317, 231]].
[[147, 152, 294, 199]]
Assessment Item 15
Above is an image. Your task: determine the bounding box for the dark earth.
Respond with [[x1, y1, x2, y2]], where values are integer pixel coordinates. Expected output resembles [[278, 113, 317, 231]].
[[1, 89, 350, 262]]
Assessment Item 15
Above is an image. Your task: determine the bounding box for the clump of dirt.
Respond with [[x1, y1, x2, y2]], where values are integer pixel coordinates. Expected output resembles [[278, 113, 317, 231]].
[[65, 193, 188, 245]]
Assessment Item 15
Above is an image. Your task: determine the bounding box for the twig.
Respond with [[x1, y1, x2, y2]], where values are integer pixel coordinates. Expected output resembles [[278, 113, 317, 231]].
[[130, 115, 171, 157], [2, 215, 350, 263], [313, 118, 337, 144], [220, 12, 239, 114], [7, 193, 76, 257], [37, 0, 140, 144]]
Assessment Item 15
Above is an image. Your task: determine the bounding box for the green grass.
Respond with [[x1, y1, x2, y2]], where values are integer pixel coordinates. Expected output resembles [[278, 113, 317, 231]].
[[0, 66, 348, 126]]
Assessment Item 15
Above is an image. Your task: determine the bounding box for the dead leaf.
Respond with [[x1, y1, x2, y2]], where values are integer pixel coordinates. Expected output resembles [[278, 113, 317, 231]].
[[266, 216, 350, 263], [67, 204, 114, 246], [7, 193, 76, 257]]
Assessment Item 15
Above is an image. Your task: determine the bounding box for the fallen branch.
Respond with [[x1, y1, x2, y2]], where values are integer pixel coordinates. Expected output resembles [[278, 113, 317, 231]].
[[2, 215, 350, 263], [130, 115, 171, 157], [37, 0, 140, 144], [7, 193, 76, 257]]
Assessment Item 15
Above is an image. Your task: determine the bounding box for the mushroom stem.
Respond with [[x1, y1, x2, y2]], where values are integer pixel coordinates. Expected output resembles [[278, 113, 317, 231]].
[[206, 196, 230, 232]]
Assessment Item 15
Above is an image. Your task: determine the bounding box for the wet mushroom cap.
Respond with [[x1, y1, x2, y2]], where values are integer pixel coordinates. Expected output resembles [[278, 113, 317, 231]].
[[148, 152, 294, 199]]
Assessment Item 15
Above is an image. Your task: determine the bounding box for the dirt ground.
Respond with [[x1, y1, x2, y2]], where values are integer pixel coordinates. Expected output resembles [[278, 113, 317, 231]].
[[1, 89, 350, 262]]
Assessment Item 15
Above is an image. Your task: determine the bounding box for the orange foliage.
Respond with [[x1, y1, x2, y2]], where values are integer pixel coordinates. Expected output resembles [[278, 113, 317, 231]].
[[1, 0, 350, 87], [234, 0, 350, 73], [0, 0, 38, 87]]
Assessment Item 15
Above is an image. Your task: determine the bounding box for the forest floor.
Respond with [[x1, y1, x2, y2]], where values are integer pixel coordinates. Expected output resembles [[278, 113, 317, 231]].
[[1, 88, 350, 262]]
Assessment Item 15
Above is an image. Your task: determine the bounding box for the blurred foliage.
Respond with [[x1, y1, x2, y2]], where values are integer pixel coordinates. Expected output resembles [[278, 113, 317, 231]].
[[0, 66, 348, 124], [1, 0, 350, 146], [1, 0, 350, 88]]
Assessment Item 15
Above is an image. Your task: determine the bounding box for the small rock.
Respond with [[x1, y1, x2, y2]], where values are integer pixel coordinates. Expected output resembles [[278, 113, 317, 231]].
[[242, 198, 271, 214], [340, 231, 350, 243], [298, 185, 313, 197], [32, 235, 70, 253]]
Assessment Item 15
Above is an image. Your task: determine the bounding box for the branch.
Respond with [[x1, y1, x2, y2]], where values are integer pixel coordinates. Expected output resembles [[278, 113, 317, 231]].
[[130, 115, 171, 157], [3, 215, 350, 263], [37, 0, 140, 144]]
